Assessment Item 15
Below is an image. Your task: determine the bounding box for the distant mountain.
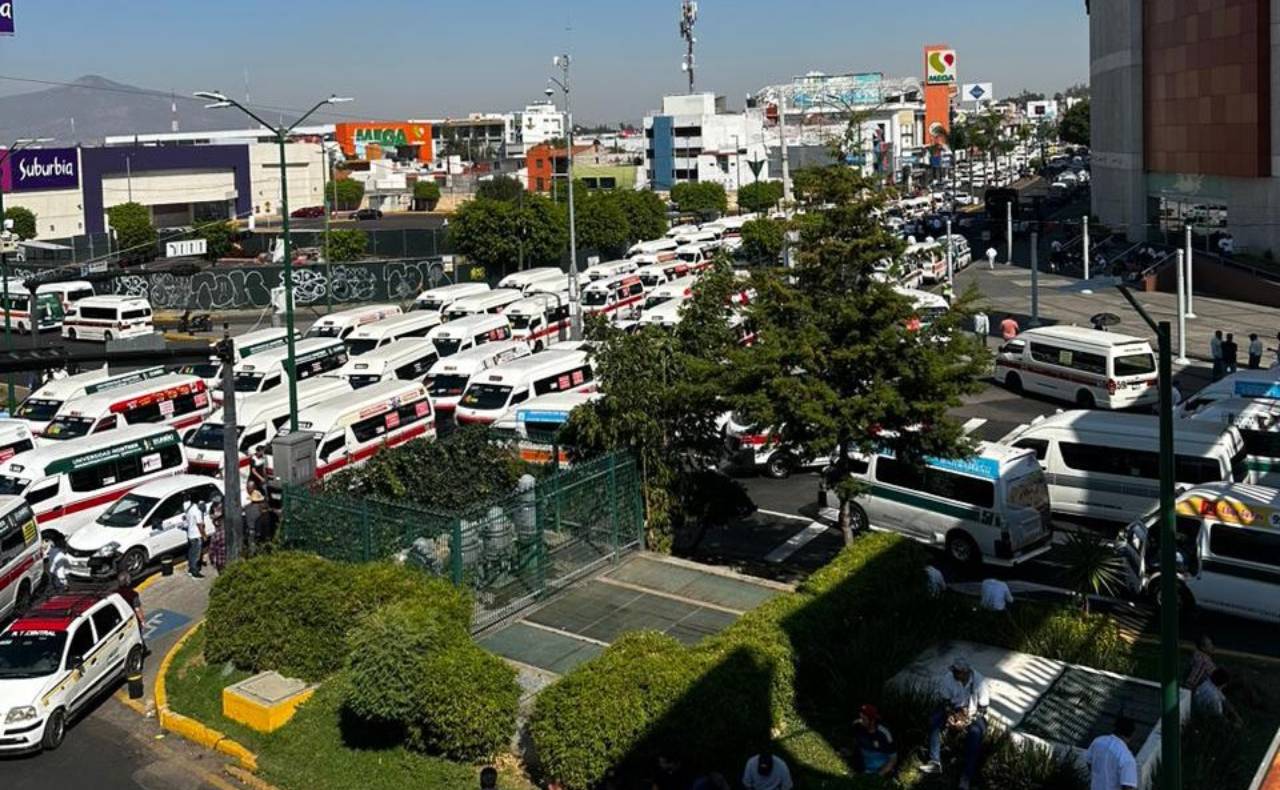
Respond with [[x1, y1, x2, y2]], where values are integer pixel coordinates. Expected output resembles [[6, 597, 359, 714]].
[[0, 75, 251, 146]]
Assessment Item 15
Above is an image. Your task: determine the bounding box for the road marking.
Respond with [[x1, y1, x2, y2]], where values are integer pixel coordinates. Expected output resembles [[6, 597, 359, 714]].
[[756, 508, 813, 523], [962, 417, 988, 434], [520, 619, 611, 647], [764, 522, 831, 564], [595, 575, 747, 615]]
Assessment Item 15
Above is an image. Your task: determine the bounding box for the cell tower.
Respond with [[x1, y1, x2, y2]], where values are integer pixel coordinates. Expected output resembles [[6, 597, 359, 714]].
[[679, 0, 698, 93]]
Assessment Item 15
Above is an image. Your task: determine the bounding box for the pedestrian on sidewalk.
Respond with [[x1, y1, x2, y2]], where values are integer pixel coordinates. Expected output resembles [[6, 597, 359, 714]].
[[208, 502, 227, 574], [972, 311, 990, 347], [986, 247, 998, 270], [1211, 330, 1224, 380], [1085, 715, 1138, 790], [1249, 333, 1264, 369], [184, 494, 207, 578], [44, 535, 70, 593], [941, 281, 955, 305], [1000, 315, 1020, 342], [1170, 378, 1184, 408], [1223, 333, 1239, 375]]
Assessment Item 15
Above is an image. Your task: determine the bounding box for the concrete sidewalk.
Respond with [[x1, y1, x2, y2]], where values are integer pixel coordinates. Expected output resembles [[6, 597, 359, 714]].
[[116, 563, 214, 717]]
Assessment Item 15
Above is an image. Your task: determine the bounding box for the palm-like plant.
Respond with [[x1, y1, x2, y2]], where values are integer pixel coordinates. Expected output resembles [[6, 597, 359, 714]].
[[1059, 529, 1127, 614]]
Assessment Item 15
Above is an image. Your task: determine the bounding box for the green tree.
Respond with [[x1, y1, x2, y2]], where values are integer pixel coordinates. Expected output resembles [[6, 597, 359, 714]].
[[1058, 98, 1090, 147], [412, 179, 441, 210], [323, 228, 368, 262], [573, 188, 631, 258], [195, 220, 237, 261], [3, 206, 36, 241], [736, 181, 784, 214], [671, 182, 728, 217], [1009, 89, 1046, 104], [332, 179, 365, 211], [106, 202, 157, 263], [611, 189, 668, 243], [724, 167, 990, 545], [449, 195, 567, 272], [475, 176, 525, 203], [738, 218, 784, 264]]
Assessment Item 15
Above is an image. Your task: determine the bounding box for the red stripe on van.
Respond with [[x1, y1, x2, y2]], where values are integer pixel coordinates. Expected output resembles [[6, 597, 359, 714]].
[[0, 554, 36, 592], [315, 422, 433, 478]]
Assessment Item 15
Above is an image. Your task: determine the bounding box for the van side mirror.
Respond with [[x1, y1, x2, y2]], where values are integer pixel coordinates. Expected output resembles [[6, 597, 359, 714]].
[[68, 655, 84, 672]]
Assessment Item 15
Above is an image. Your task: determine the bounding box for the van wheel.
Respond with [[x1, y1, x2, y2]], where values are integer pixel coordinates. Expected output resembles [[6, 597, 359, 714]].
[[41, 708, 67, 751], [14, 580, 31, 615], [847, 502, 869, 533], [125, 644, 145, 675], [1004, 372, 1023, 394], [533, 341, 544, 353], [946, 532, 982, 567], [103, 330, 114, 342], [120, 547, 148, 579], [765, 452, 795, 479], [1076, 389, 1097, 409], [66, 329, 77, 341]]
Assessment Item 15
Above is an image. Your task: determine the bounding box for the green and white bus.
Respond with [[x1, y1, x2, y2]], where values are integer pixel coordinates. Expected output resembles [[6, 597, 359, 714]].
[[0, 281, 63, 334]]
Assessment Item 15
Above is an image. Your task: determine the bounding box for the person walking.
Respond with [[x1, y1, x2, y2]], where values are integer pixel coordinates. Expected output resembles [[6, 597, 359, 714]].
[[741, 751, 793, 790], [208, 502, 227, 574], [45, 535, 70, 593], [920, 656, 990, 790], [184, 494, 207, 578], [985, 246, 998, 270], [1000, 315, 1020, 343], [1249, 333, 1264, 369], [249, 445, 269, 490], [972, 311, 990, 347], [1084, 716, 1139, 790], [941, 281, 955, 305], [1211, 330, 1224, 380], [1223, 333, 1239, 375]]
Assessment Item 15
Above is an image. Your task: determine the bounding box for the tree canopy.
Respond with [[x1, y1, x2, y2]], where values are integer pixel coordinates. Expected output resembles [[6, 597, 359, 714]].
[[413, 180, 441, 201], [475, 176, 526, 203], [573, 188, 631, 258], [106, 202, 157, 263], [611, 189, 668, 244], [195, 220, 237, 261], [3, 206, 36, 241], [736, 181, 784, 214], [449, 194, 567, 272], [332, 179, 365, 211], [324, 229, 368, 262], [738, 218, 784, 264], [671, 182, 728, 217], [1058, 99, 1090, 147]]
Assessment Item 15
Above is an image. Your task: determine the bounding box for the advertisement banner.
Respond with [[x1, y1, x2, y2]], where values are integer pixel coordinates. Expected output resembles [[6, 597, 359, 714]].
[[1, 147, 80, 192], [0, 2, 13, 36], [962, 83, 994, 103], [926, 49, 957, 85]]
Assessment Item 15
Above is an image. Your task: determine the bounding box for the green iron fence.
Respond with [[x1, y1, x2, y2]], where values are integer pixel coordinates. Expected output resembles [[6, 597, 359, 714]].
[[281, 451, 644, 629]]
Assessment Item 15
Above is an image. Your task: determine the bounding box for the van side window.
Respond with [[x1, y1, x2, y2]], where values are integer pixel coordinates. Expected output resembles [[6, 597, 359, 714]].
[[81, 306, 116, 321], [1, 438, 34, 457], [240, 428, 268, 454], [319, 435, 346, 460], [1028, 343, 1105, 375], [24, 481, 58, 506], [261, 376, 282, 392], [1209, 527, 1280, 568], [71, 463, 116, 492], [90, 604, 124, 640], [1060, 442, 1159, 478], [874, 456, 925, 489], [351, 412, 389, 444], [67, 622, 94, 665], [159, 443, 183, 469], [0, 522, 26, 565], [1242, 430, 1280, 459], [1013, 439, 1049, 460], [1173, 455, 1224, 485]]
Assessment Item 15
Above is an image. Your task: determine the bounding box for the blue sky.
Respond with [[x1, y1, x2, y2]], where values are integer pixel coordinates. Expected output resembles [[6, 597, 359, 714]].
[[0, 0, 1088, 122]]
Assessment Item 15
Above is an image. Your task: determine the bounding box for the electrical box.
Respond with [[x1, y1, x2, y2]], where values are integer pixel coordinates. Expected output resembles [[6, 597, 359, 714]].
[[271, 431, 317, 486]]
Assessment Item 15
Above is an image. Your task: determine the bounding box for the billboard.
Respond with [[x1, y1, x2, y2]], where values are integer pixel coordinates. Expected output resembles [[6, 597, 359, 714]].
[[962, 83, 994, 103], [789, 72, 884, 109], [0, 2, 13, 36], [926, 49, 957, 85], [1027, 100, 1059, 120], [335, 122, 432, 161], [1, 147, 80, 192]]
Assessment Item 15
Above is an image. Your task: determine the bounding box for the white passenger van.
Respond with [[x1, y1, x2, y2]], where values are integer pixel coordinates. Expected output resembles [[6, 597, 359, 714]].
[[37, 281, 95, 313], [581, 273, 645, 322], [0, 421, 36, 464], [428, 314, 513, 358], [638, 299, 686, 329], [455, 349, 595, 426], [61, 295, 151, 341], [335, 339, 439, 389], [672, 228, 719, 247], [943, 233, 973, 269], [1186, 397, 1280, 485], [0, 281, 64, 334], [1177, 369, 1280, 417], [442, 289, 523, 322], [505, 293, 570, 351], [425, 340, 531, 415], [169, 327, 295, 389], [497, 267, 566, 294], [226, 338, 348, 402], [0, 424, 187, 539], [183, 376, 352, 476], [1121, 482, 1280, 623], [637, 261, 692, 289], [995, 326, 1158, 409], [626, 238, 679, 259], [273, 380, 436, 480], [493, 390, 600, 465], [675, 243, 716, 272], [581, 259, 638, 282], [343, 312, 442, 356], [833, 442, 1053, 566], [630, 250, 680, 270], [411, 282, 490, 314], [1003, 410, 1247, 527], [895, 287, 950, 327], [43, 374, 211, 441], [305, 304, 401, 341], [641, 276, 698, 314], [14, 366, 168, 435], [0, 496, 42, 619]]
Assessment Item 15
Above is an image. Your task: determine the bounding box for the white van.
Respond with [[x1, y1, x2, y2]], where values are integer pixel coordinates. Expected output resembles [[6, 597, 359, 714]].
[[1177, 369, 1280, 417], [61, 296, 151, 342], [427, 314, 513, 358], [637, 261, 693, 289], [0, 421, 36, 465], [0, 497, 42, 619], [274, 380, 436, 480], [410, 283, 490, 314], [943, 234, 973, 269], [0, 424, 187, 539], [36, 281, 95, 313], [581, 260, 638, 282], [493, 390, 600, 465], [995, 326, 1158, 409], [442, 289, 523, 322], [43, 374, 211, 441], [630, 250, 680, 270], [1121, 482, 1280, 623], [183, 376, 353, 476], [227, 338, 348, 401], [0, 281, 64, 334], [455, 349, 595, 426], [343, 312, 442, 357], [641, 276, 699, 314], [626, 238, 679, 259], [335, 339, 439, 389], [894, 287, 950, 327], [169, 327, 295, 389], [1004, 410, 1247, 527], [1186, 397, 1280, 485], [14, 366, 168, 435], [425, 340, 531, 416], [673, 229, 720, 247], [497, 267, 566, 294], [638, 299, 686, 329], [581, 273, 645, 322], [305, 304, 402, 341], [505, 293, 571, 351]]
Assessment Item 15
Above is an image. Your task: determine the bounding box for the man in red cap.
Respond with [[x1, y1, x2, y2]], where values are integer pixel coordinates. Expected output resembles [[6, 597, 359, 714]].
[[852, 703, 898, 777]]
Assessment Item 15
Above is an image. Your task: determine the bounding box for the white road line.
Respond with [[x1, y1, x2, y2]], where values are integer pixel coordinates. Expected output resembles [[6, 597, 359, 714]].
[[962, 417, 988, 435], [764, 522, 831, 564], [520, 619, 612, 647], [756, 507, 814, 523]]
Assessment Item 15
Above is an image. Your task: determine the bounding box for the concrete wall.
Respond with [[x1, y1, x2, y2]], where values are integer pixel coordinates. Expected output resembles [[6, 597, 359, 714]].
[[248, 143, 326, 216], [1090, 0, 1148, 241], [7, 188, 85, 239]]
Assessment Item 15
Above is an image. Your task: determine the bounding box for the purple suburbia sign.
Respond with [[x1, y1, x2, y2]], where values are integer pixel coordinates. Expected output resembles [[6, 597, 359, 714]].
[[0, 2, 13, 36], [1, 148, 80, 192]]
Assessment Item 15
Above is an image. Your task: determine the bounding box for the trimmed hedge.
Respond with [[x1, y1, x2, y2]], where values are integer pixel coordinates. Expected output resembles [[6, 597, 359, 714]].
[[205, 552, 471, 682], [409, 641, 521, 761]]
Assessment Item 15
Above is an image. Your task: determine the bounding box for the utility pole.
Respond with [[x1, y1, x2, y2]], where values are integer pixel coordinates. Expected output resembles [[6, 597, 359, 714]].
[[1175, 250, 1188, 363], [1005, 200, 1013, 264], [322, 146, 333, 313], [1184, 224, 1196, 318], [1082, 215, 1090, 280], [126, 155, 133, 203], [778, 93, 792, 204], [550, 55, 581, 340], [217, 330, 246, 562], [679, 0, 698, 94], [945, 217, 954, 284], [1029, 230, 1039, 326]]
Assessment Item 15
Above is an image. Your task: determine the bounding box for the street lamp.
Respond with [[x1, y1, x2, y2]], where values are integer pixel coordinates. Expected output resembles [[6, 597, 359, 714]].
[[195, 91, 352, 431], [547, 55, 581, 340], [0, 137, 55, 414]]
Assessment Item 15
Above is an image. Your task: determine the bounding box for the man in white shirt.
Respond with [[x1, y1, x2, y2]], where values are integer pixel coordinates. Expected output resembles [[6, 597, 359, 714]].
[[45, 537, 70, 592], [979, 578, 1014, 611], [1085, 715, 1138, 790], [921, 657, 990, 789], [741, 751, 792, 790], [184, 495, 207, 579]]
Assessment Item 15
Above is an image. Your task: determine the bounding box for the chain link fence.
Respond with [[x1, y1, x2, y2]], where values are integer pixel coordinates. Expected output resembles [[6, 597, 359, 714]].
[[281, 451, 644, 629]]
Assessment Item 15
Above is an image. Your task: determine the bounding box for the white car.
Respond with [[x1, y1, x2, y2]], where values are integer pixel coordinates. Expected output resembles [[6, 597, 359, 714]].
[[0, 592, 145, 752], [63, 475, 223, 580]]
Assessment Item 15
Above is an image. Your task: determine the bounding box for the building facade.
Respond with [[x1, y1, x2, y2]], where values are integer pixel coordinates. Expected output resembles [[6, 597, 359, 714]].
[[643, 93, 772, 191], [1090, 0, 1274, 251]]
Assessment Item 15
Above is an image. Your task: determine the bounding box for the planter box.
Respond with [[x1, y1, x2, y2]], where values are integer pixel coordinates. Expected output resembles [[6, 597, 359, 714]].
[[223, 671, 316, 733]]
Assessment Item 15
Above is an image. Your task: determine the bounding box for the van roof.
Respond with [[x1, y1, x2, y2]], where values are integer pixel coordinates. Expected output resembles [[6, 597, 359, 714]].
[[583, 273, 641, 292], [427, 340, 529, 375], [475, 349, 588, 384], [0, 419, 32, 440], [1209, 369, 1280, 396], [210, 376, 351, 426], [1189, 397, 1280, 423], [311, 303, 400, 324], [1015, 325, 1151, 348], [25, 365, 162, 401], [649, 276, 699, 296], [641, 300, 685, 324], [415, 282, 489, 300], [0, 423, 180, 478], [506, 293, 563, 314], [75, 295, 149, 307], [512, 390, 600, 421], [237, 337, 344, 369], [1173, 481, 1280, 519], [37, 280, 93, 292], [58, 373, 204, 417], [127, 473, 224, 500], [235, 327, 294, 351], [447, 289, 522, 308], [1013, 409, 1231, 445], [294, 379, 428, 430], [431, 313, 509, 336], [338, 338, 436, 372], [345, 311, 442, 339]]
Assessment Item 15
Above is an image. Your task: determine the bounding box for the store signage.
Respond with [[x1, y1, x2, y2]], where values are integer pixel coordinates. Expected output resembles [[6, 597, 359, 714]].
[[1, 147, 79, 192], [926, 49, 957, 85], [166, 239, 208, 258], [356, 128, 411, 147], [0, 2, 13, 36], [963, 83, 993, 103]]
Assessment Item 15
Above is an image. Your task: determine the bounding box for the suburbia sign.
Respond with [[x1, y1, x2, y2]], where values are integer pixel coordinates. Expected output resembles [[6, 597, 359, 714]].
[[0, 2, 14, 37], [1, 148, 80, 192]]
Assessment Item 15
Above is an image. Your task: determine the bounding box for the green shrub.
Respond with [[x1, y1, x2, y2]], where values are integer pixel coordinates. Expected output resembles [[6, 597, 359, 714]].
[[409, 641, 520, 762], [739, 218, 784, 263], [979, 727, 1087, 790], [671, 182, 727, 216], [737, 181, 784, 214]]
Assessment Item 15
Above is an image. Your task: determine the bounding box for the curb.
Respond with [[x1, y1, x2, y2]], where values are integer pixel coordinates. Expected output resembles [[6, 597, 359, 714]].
[[154, 619, 261, 773]]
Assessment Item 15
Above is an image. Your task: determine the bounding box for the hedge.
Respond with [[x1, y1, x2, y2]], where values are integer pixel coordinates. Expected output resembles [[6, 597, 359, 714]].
[[408, 641, 521, 761]]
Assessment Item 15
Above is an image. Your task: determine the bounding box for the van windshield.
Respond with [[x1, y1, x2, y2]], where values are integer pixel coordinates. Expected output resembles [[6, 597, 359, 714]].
[[0, 631, 66, 678], [1114, 353, 1156, 377], [43, 416, 95, 440], [414, 299, 444, 313], [234, 372, 266, 392], [460, 384, 513, 411], [644, 295, 673, 311], [0, 475, 29, 495], [185, 422, 228, 451], [582, 290, 609, 307], [347, 374, 382, 389], [172, 362, 221, 380], [639, 274, 663, 288], [433, 338, 463, 358], [307, 324, 342, 339], [428, 374, 469, 397], [98, 494, 160, 528], [508, 313, 535, 330], [345, 338, 379, 356], [14, 398, 61, 423]]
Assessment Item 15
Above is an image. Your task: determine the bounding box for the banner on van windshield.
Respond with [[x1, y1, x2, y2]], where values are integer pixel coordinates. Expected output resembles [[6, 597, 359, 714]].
[[47, 431, 179, 474]]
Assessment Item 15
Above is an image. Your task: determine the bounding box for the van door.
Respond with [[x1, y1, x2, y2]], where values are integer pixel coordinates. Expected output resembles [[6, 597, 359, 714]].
[[1197, 525, 1280, 622]]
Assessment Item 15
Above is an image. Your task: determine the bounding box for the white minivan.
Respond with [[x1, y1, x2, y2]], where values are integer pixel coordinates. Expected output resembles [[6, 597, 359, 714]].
[[13, 366, 169, 435], [425, 340, 531, 416], [497, 267, 566, 294], [428, 314, 513, 358], [411, 283, 489, 314], [61, 296, 152, 342], [995, 325, 1158, 409], [226, 338, 349, 402], [343, 312, 443, 356], [505, 293, 570, 352], [1177, 369, 1280, 417], [306, 304, 402, 341], [42, 374, 212, 441], [335, 339, 439, 389], [442, 289, 523, 322], [455, 349, 595, 426], [169, 327, 296, 390]]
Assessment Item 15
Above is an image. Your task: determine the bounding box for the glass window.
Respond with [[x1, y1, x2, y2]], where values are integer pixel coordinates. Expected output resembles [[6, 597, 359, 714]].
[[1114, 353, 1155, 376], [90, 605, 124, 640], [159, 443, 183, 469], [1174, 455, 1225, 485], [925, 468, 994, 508], [1013, 438, 1049, 461], [460, 384, 513, 411], [97, 494, 160, 528], [239, 428, 268, 454], [351, 411, 389, 444], [319, 435, 345, 461], [428, 374, 469, 397], [70, 463, 115, 492], [14, 398, 61, 423], [874, 456, 925, 489], [66, 622, 94, 665], [1060, 442, 1160, 478], [23, 481, 56, 505], [346, 338, 379, 356], [94, 416, 118, 433], [0, 631, 66, 677], [1209, 526, 1280, 568], [186, 423, 224, 451]]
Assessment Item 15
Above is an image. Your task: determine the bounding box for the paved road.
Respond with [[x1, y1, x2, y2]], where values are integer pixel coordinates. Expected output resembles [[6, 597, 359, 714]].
[[253, 212, 448, 232]]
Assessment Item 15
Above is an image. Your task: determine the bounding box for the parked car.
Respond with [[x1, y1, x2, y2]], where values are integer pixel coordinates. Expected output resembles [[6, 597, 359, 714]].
[[290, 206, 325, 219], [352, 208, 383, 221]]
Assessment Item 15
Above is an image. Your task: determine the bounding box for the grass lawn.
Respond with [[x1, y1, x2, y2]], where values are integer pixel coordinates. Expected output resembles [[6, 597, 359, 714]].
[[164, 626, 534, 790]]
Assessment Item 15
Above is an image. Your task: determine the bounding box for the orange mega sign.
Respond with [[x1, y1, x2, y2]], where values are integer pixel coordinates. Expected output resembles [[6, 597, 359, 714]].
[[334, 122, 433, 161]]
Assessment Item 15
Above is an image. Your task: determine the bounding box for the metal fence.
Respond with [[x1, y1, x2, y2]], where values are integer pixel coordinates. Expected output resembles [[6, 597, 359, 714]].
[[280, 451, 644, 629]]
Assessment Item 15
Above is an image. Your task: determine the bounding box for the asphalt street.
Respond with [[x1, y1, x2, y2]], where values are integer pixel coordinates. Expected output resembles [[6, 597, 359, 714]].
[[252, 212, 448, 232]]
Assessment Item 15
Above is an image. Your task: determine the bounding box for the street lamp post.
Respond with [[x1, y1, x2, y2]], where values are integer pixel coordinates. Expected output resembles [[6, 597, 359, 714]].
[[548, 55, 581, 340], [196, 92, 352, 431], [0, 137, 55, 414]]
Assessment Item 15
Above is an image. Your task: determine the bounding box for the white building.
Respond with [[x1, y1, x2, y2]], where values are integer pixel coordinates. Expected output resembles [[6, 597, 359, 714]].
[[511, 102, 566, 156], [642, 93, 771, 191]]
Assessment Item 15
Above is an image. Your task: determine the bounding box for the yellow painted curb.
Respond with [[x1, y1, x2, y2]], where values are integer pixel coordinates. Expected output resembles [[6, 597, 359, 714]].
[[226, 764, 281, 790], [135, 560, 187, 594], [154, 619, 260, 773]]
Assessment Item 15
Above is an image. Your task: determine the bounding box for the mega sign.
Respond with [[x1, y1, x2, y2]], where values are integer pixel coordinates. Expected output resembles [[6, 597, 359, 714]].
[[926, 49, 957, 85], [335, 122, 432, 160], [0, 1, 13, 36], [1, 148, 80, 192]]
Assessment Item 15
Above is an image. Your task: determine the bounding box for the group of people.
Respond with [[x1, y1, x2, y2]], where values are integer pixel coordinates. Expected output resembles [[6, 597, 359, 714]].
[[1210, 329, 1278, 380]]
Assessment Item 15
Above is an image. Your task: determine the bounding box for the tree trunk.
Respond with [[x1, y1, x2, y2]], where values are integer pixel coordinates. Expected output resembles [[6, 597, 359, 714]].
[[839, 497, 854, 546]]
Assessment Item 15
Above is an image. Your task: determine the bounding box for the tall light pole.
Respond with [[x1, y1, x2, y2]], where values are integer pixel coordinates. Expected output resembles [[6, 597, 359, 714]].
[[196, 91, 352, 431], [548, 55, 581, 340], [0, 137, 54, 414]]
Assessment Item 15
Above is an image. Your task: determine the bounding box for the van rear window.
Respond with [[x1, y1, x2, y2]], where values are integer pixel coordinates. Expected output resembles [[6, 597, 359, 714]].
[[1114, 353, 1155, 376]]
